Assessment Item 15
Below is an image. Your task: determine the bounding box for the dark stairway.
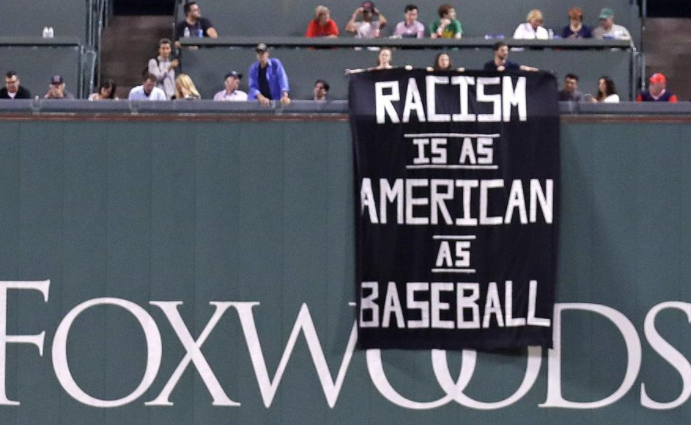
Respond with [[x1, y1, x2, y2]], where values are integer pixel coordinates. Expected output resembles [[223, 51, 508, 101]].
[[642, 18, 691, 101], [99, 15, 174, 99]]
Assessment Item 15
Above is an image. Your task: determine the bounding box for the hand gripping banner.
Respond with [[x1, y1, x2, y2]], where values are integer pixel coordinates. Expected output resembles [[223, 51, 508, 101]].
[[349, 69, 559, 350]]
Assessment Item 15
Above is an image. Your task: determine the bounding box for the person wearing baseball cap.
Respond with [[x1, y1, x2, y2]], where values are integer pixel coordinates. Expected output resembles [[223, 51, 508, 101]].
[[44, 74, 75, 99], [637, 73, 678, 103], [248, 44, 291, 106], [346, 1, 387, 38], [592, 7, 631, 40], [213, 71, 248, 101]]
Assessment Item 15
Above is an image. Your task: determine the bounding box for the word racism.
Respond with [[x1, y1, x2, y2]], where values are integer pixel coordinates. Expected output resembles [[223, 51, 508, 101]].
[[374, 75, 528, 124], [349, 69, 560, 350], [0, 282, 690, 411]]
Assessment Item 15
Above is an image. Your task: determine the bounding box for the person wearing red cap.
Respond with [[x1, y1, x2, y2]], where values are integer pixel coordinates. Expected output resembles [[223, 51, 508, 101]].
[[346, 1, 387, 38], [637, 73, 678, 103]]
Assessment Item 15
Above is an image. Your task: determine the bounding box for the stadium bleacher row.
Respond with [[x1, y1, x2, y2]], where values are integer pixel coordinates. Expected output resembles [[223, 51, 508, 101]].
[[1, 0, 643, 100]]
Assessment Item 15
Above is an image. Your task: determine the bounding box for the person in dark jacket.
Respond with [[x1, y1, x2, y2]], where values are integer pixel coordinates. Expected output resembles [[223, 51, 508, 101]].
[[0, 71, 31, 99], [637, 73, 678, 103]]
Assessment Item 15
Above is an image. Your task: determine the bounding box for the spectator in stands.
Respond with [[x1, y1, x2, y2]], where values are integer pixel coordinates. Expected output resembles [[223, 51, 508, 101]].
[[637, 73, 678, 103], [174, 1, 218, 45], [128, 73, 167, 100], [592, 8, 631, 40], [44, 75, 75, 99], [513, 9, 549, 39], [344, 47, 393, 74], [88, 79, 118, 100], [375, 48, 393, 69], [589, 76, 619, 103], [346, 1, 387, 38], [306, 5, 340, 38], [426, 52, 465, 72], [0, 71, 31, 99], [149, 38, 178, 99], [483, 41, 538, 72], [213, 71, 248, 101], [174, 74, 201, 100], [313, 80, 329, 101], [561, 7, 592, 39], [393, 4, 425, 38], [430, 4, 462, 39], [558, 74, 583, 101], [248, 43, 291, 107]]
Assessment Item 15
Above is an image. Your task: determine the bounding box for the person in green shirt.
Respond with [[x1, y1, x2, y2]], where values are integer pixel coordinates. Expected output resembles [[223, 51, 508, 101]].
[[430, 4, 462, 39]]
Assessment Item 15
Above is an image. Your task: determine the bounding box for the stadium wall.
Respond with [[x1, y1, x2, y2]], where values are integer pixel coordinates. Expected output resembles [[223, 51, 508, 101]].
[[0, 113, 689, 424]]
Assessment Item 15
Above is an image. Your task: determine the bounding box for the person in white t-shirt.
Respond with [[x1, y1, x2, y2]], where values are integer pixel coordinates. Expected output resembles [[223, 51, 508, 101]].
[[513, 9, 549, 39], [213, 71, 248, 101], [128, 73, 167, 101], [346, 1, 387, 38]]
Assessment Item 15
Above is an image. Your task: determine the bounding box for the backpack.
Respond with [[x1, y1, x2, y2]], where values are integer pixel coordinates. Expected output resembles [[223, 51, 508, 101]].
[[142, 58, 160, 79]]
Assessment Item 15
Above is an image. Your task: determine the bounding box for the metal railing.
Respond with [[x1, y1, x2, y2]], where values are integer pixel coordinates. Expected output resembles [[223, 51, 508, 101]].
[[83, 0, 108, 97]]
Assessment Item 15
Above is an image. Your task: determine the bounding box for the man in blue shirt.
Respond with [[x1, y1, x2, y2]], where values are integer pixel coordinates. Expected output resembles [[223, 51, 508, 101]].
[[248, 43, 291, 106]]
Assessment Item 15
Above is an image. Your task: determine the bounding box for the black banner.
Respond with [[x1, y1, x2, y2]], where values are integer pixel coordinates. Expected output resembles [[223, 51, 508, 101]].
[[350, 69, 559, 350]]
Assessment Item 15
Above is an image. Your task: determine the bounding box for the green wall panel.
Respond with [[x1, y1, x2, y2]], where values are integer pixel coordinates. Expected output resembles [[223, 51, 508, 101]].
[[0, 118, 688, 424]]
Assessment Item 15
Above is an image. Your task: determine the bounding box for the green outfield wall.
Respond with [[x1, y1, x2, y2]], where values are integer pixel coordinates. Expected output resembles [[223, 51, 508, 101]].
[[0, 115, 690, 425]]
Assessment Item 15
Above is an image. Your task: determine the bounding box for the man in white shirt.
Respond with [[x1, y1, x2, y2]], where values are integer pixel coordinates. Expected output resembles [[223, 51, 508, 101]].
[[346, 1, 387, 38], [128, 73, 167, 101], [592, 8, 631, 40], [213, 71, 248, 101], [148, 38, 178, 99]]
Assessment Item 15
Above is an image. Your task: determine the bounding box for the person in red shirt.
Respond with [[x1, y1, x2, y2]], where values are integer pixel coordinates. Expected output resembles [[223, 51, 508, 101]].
[[637, 73, 678, 103], [306, 5, 340, 38]]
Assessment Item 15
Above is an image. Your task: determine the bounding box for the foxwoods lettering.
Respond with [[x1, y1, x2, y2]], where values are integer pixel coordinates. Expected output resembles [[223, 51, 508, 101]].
[[0, 281, 689, 410], [349, 69, 560, 350]]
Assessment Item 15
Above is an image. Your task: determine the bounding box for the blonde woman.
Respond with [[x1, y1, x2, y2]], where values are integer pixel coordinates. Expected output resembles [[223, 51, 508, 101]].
[[305, 5, 339, 37], [174, 73, 201, 100], [513, 9, 549, 39]]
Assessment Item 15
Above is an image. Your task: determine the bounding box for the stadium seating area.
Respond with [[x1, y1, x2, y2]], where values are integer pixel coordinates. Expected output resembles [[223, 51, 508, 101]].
[[0, 0, 646, 100]]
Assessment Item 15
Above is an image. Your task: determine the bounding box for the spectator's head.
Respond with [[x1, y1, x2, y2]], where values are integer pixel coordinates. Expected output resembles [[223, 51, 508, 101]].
[[255, 43, 270, 65], [526, 9, 544, 30], [314, 5, 331, 25], [184, 2, 200, 19], [98, 79, 117, 99], [434, 52, 452, 70], [5, 71, 20, 94], [438, 4, 455, 19], [314, 80, 329, 101], [597, 76, 617, 100], [361, 1, 375, 20], [568, 7, 583, 25], [404, 4, 418, 24], [648, 73, 667, 96], [224, 71, 242, 93], [142, 72, 157, 95], [50, 74, 65, 90], [493, 41, 509, 60], [158, 38, 172, 59], [377, 48, 392, 68], [175, 73, 200, 99], [563, 74, 578, 93], [598, 8, 614, 30]]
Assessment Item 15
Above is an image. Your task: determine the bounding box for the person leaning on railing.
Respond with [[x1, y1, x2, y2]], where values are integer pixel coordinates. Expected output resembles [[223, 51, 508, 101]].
[[248, 43, 291, 107]]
